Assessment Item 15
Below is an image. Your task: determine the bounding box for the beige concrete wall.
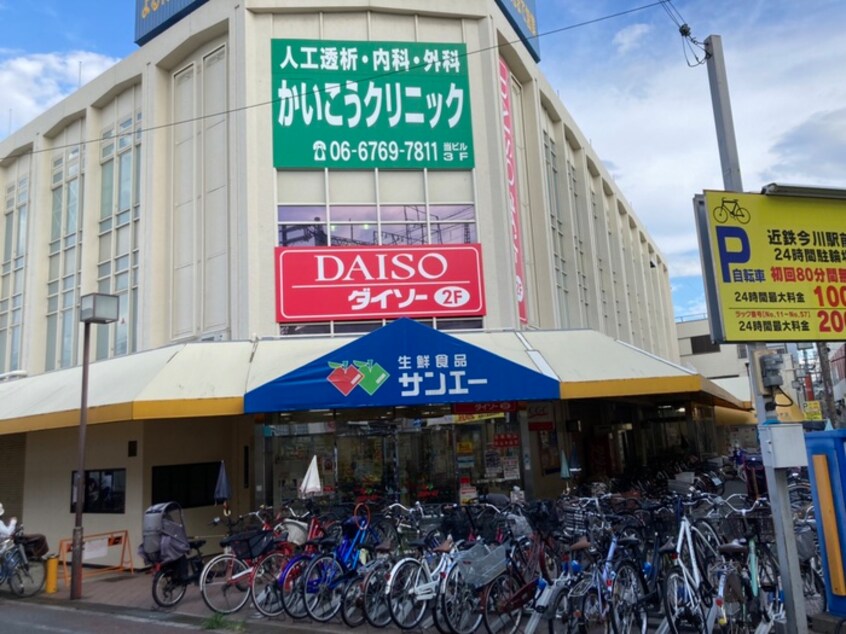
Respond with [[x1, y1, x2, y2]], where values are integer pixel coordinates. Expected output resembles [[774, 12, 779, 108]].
[[21, 415, 254, 569], [23, 422, 144, 567]]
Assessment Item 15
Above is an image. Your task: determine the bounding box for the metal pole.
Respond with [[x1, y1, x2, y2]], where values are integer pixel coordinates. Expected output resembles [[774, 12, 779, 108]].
[[705, 34, 806, 633], [70, 320, 91, 600]]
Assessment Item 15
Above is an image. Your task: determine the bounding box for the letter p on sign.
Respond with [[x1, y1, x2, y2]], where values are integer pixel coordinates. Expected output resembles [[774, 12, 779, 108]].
[[716, 226, 750, 282]]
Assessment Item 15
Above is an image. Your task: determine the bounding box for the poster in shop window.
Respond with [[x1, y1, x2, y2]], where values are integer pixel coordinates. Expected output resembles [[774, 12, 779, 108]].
[[537, 430, 561, 475], [271, 39, 474, 169]]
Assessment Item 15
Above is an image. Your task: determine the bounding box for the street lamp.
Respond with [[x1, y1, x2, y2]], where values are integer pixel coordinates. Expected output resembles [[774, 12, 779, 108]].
[[71, 292, 119, 600]]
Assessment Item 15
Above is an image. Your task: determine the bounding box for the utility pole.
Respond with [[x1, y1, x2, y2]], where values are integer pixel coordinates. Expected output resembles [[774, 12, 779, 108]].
[[817, 342, 839, 427], [704, 34, 807, 634]]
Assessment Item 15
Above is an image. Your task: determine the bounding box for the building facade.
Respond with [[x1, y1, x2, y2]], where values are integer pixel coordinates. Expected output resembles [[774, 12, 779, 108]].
[[0, 1, 739, 561]]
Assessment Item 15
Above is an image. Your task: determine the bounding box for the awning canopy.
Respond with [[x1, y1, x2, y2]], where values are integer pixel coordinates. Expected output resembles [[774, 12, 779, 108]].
[[0, 322, 748, 435], [0, 343, 249, 434], [245, 318, 561, 412]]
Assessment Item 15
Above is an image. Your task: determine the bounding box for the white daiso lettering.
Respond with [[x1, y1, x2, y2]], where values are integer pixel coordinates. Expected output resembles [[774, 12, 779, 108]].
[[313, 252, 449, 282], [417, 253, 448, 279], [315, 254, 345, 281]]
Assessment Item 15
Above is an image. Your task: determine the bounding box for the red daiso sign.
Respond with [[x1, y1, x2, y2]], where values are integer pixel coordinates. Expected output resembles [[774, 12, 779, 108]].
[[275, 244, 486, 322], [499, 57, 528, 324]]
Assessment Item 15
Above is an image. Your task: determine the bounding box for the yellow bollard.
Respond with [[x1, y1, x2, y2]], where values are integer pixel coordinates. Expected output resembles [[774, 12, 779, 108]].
[[45, 555, 59, 594]]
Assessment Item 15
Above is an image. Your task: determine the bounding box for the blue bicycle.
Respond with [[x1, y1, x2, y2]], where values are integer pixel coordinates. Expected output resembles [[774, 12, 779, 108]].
[[302, 505, 376, 622]]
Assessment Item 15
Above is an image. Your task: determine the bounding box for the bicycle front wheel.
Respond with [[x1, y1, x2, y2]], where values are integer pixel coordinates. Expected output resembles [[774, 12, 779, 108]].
[[280, 555, 310, 619], [663, 566, 707, 634], [152, 567, 187, 608], [341, 574, 366, 628], [441, 561, 483, 634], [482, 571, 523, 634], [547, 587, 575, 634], [389, 559, 430, 629], [611, 561, 648, 634], [303, 554, 345, 622], [200, 553, 251, 615], [363, 558, 394, 628], [8, 558, 46, 597], [251, 552, 289, 617]]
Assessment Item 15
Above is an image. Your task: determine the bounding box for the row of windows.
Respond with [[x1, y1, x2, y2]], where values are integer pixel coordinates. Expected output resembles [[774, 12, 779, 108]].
[[277, 203, 476, 247], [68, 462, 230, 514]]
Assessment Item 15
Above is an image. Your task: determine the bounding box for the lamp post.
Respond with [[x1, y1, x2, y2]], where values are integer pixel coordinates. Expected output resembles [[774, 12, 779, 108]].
[[71, 292, 119, 600]]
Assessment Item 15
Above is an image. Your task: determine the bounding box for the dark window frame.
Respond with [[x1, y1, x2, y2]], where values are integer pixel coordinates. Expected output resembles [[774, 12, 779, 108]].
[[151, 461, 219, 509], [690, 334, 720, 355], [70, 468, 126, 514]]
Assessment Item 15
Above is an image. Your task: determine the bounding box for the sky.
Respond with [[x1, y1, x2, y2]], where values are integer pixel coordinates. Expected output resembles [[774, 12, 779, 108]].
[[0, 0, 844, 321]]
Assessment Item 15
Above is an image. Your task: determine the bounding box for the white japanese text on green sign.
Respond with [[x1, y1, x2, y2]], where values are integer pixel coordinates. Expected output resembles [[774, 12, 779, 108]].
[[272, 39, 474, 169]]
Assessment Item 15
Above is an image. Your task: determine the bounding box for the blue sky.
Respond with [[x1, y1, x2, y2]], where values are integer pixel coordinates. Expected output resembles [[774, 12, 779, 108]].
[[1, 1, 845, 321]]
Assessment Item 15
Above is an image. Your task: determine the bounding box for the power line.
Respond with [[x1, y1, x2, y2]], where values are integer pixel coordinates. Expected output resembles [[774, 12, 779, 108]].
[[659, 0, 707, 67], [1, 1, 671, 160]]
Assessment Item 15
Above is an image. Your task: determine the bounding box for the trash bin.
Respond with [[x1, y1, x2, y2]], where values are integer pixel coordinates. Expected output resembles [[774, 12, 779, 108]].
[[744, 454, 768, 499], [45, 555, 59, 594]]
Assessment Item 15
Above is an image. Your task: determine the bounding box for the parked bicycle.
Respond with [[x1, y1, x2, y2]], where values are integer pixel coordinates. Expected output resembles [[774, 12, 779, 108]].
[[152, 536, 207, 607], [139, 501, 207, 608], [0, 526, 47, 597]]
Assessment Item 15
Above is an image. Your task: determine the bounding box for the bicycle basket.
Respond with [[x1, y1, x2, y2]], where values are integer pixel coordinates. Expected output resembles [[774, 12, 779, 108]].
[[795, 525, 817, 562], [747, 511, 775, 543], [19, 534, 48, 559], [526, 501, 557, 534], [558, 504, 588, 537], [223, 529, 275, 560], [440, 509, 471, 541], [462, 542, 508, 590], [506, 513, 532, 539]]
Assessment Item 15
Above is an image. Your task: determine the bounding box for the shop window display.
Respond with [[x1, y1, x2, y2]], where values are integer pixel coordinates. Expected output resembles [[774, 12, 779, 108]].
[[454, 415, 522, 502]]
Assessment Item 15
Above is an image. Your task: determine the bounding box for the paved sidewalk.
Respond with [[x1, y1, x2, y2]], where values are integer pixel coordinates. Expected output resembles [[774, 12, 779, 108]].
[[19, 566, 835, 633], [26, 569, 360, 632]]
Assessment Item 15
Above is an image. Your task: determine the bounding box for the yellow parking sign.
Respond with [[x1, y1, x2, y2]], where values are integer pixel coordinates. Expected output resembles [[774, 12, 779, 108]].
[[804, 400, 823, 421]]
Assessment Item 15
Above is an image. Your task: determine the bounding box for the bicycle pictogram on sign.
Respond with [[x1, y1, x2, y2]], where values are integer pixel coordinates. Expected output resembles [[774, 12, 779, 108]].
[[712, 197, 750, 224]]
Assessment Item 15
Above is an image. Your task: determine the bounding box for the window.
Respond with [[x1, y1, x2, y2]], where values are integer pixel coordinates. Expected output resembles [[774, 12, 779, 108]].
[[0, 175, 28, 372], [152, 462, 219, 508], [97, 108, 142, 361], [276, 170, 478, 335], [70, 469, 126, 514], [46, 144, 83, 370], [690, 334, 720, 355]]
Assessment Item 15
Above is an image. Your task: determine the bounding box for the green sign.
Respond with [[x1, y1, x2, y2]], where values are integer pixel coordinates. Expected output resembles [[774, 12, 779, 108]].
[[271, 39, 474, 169]]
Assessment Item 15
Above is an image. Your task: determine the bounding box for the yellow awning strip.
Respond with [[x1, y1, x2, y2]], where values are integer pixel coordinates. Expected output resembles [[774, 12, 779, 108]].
[[0, 398, 244, 435]]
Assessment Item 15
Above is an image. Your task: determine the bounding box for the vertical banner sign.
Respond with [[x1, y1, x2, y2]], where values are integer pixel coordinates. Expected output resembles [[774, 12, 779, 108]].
[[272, 39, 474, 169], [499, 57, 528, 324], [702, 190, 846, 341]]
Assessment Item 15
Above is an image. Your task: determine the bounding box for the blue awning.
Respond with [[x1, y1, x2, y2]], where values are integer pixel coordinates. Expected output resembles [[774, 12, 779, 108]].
[[245, 318, 560, 412]]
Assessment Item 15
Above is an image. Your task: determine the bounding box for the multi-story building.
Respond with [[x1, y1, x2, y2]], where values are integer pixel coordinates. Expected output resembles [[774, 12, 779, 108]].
[[0, 1, 741, 559]]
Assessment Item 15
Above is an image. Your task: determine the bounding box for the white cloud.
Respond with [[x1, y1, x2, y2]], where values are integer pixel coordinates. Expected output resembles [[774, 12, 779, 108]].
[[539, 0, 846, 317], [612, 23, 652, 55], [0, 51, 118, 138]]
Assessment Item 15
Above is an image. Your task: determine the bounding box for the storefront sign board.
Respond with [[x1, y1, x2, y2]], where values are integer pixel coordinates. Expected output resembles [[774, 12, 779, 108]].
[[245, 318, 561, 411], [452, 401, 517, 415], [275, 244, 486, 322], [272, 39, 474, 169], [135, 0, 209, 45], [699, 190, 846, 341], [494, 0, 540, 61]]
